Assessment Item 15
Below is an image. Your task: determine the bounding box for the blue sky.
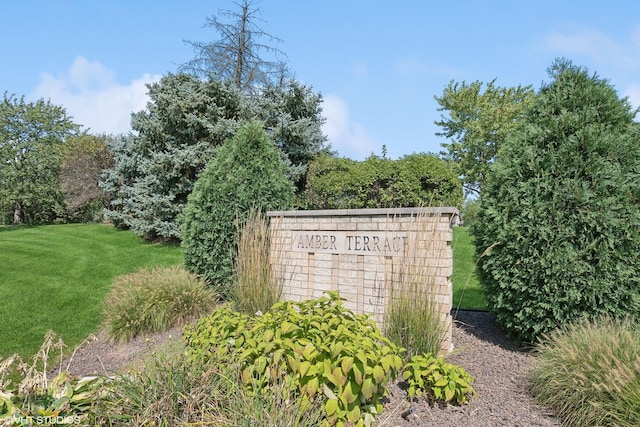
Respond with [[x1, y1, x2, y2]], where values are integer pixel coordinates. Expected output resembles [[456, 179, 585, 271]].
[[1, 1, 639, 160]]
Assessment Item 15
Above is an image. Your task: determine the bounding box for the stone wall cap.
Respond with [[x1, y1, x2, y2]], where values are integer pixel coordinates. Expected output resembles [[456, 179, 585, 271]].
[[267, 207, 460, 218]]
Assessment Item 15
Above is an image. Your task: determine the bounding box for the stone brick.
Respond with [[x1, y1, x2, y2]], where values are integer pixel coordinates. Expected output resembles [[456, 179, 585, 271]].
[[267, 207, 459, 354]]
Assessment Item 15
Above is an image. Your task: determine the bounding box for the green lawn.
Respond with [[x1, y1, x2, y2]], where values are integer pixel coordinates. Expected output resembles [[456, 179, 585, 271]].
[[0, 224, 182, 359], [451, 226, 487, 310], [1, 223, 484, 359]]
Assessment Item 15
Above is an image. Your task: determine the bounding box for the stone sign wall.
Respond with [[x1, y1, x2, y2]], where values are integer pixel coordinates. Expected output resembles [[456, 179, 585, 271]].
[[267, 207, 459, 353]]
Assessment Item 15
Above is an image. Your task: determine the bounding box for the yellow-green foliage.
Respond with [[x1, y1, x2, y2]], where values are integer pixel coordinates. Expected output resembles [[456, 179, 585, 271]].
[[531, 316, 640, 427], [183, 292, 404, 427], [102, 266, 216, 342], [402, 353, 476, 404]]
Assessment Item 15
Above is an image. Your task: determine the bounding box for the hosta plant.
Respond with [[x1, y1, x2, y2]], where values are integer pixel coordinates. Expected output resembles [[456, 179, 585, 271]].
[[402, 352, 476, 404], [184, 291, 405, 427], [0, 332, 105, 426]]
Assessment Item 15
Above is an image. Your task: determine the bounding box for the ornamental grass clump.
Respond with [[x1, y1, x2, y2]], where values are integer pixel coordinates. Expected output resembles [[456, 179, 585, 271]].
[[384, 208, 449, 359], [92, 343, 323, 427], [232, 208, 283, 315], [531, 315, 640, 427], [102, 265, 216, 342]]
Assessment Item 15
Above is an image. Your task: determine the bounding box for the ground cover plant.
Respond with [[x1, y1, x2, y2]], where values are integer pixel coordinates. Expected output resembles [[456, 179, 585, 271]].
[[0, 223, 182, 358], [531, 316, 640, 426], [184, 292, 406, 426], [183, 291, 476, 426], [403, 352, 476, 404]]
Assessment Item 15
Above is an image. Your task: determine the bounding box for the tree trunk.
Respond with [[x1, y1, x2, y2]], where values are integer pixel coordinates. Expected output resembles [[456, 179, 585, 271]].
[[13, 201, 22, 224]]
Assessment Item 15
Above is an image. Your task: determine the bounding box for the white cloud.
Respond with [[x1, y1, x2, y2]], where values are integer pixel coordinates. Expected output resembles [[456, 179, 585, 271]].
[[350, 61, 369, 78], [543, 29, 619, 60], [540, 25, 640, 72], [32, 56, 161, 134], [322, 94, 378, 159]]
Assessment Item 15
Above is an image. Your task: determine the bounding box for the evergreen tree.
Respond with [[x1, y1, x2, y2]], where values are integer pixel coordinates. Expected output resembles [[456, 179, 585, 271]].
[[101, 73, 329, 241], [256, 79, 331, 191], [181, 121, 294, 293], [100, 74, 247, 241], [181, 0, 287, 93], [473, 59, 640, 343]]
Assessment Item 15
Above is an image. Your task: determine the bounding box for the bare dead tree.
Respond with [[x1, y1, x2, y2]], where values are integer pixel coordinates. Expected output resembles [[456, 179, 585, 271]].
[[181, 0, 288, 93]]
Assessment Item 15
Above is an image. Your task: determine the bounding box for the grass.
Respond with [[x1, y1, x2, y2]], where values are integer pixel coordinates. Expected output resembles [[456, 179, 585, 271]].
[[102, 266, 216, 342], [1, 220, 482, 425], [384, 209, 449, 358], [531, 316, 640, 426], [0, 223, 182, 359], [91, 342, 324, 426], [232, 209, 282, 315], [451, 226, 487, 310], [1, 222, 485, 360]]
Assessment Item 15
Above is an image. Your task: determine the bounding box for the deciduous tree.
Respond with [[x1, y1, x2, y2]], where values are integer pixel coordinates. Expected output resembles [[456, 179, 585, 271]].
[[0, 93, 79, 224], [435, 79, 534, 195], [302, 153, 463, 209], [60, 132, 114, 221]]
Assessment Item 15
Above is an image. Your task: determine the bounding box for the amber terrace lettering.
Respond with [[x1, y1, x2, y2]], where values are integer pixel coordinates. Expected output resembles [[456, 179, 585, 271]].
[[293, 232, 408, 255]]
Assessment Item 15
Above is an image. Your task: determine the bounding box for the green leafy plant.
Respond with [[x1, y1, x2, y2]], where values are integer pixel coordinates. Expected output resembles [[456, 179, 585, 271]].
[[302, 153, 463, 210], [184, 292, 405, 427], [102, 265, 216, 342], [531, 315, 640, 427], [402, 353, 476, 404], [0, 331, 105, 426]]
